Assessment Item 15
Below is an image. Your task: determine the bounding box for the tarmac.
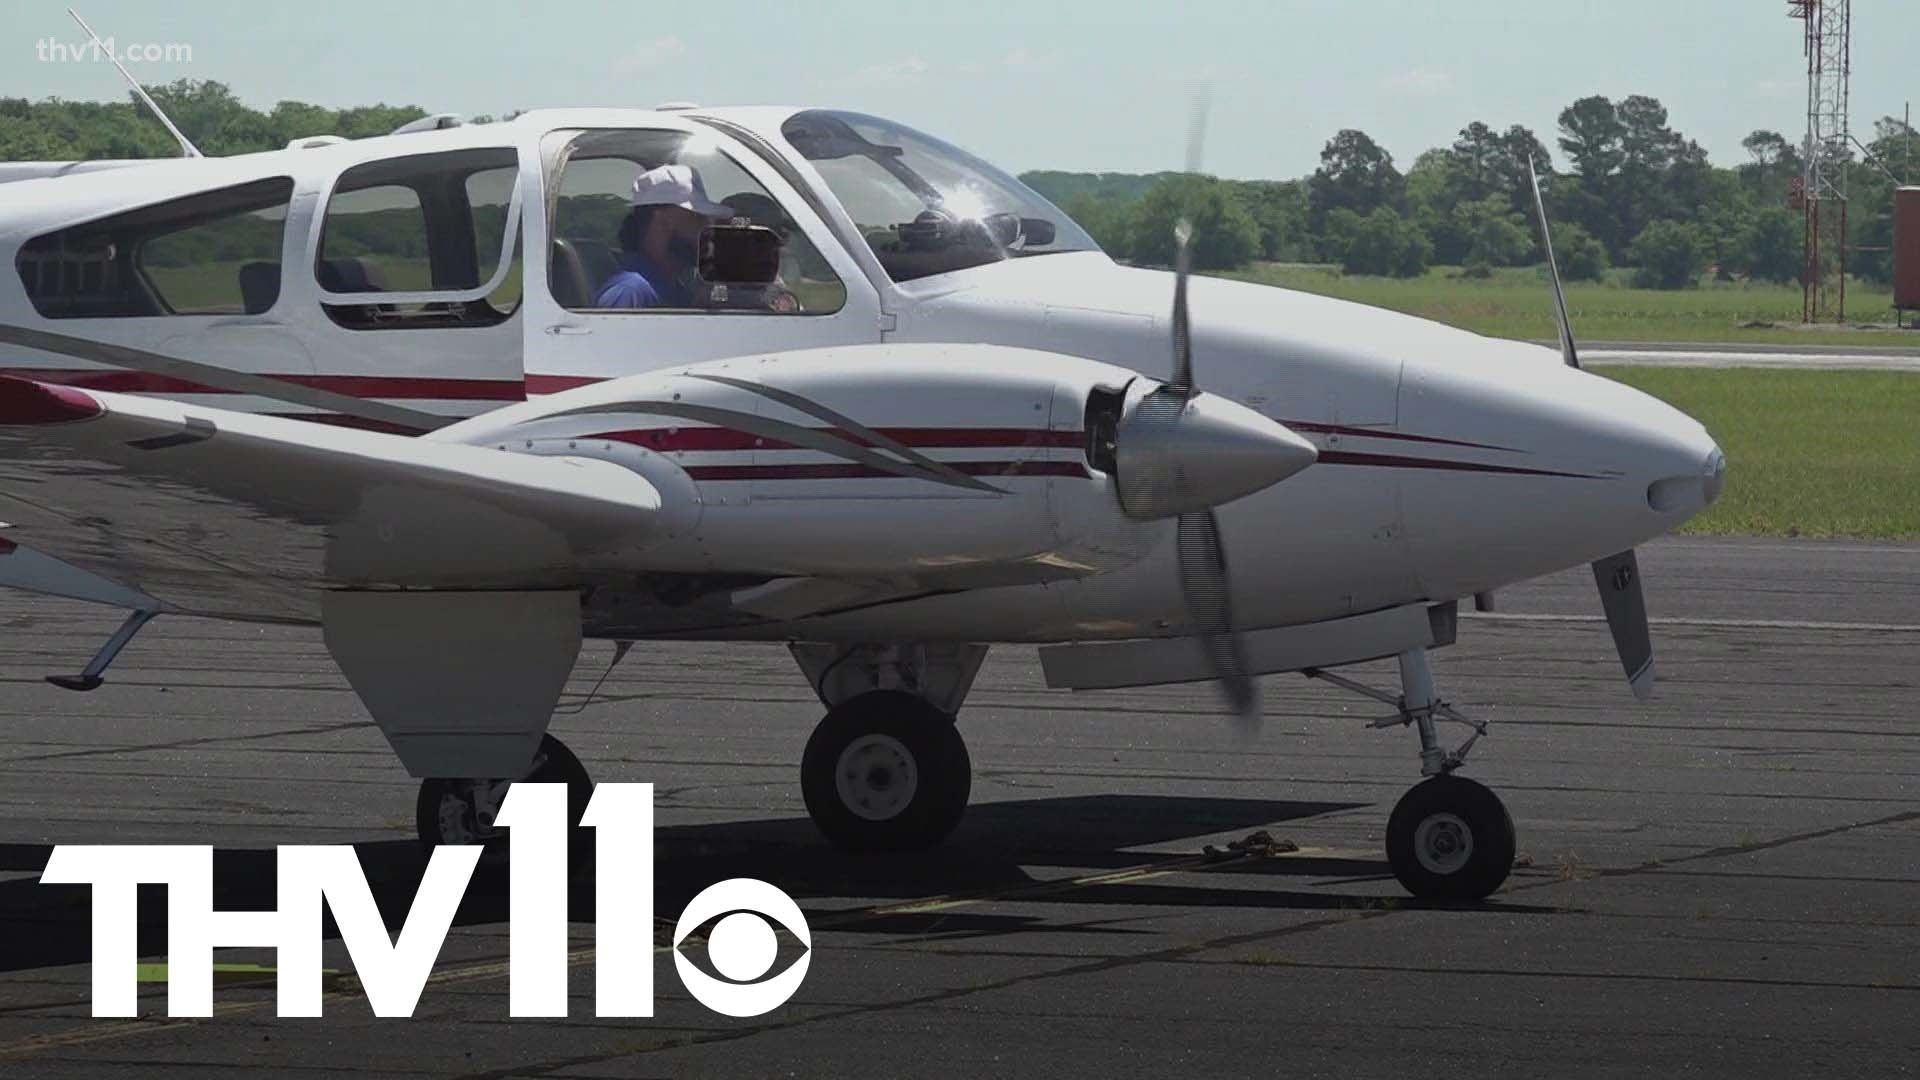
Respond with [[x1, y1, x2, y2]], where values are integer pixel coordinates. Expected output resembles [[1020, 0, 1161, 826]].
[[1570, 339, 1920, 372], [0, 535, 1913, 1078]]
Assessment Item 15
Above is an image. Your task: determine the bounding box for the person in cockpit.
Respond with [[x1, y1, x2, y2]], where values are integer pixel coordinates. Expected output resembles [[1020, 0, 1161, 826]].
[[594, 163, 735, 309]]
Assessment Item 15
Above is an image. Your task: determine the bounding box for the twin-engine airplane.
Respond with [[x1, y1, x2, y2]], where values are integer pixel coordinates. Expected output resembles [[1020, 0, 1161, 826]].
[[0, 99, 1723, 900]]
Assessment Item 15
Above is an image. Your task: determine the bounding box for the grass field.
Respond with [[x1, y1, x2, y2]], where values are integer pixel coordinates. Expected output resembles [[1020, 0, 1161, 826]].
[[1600, 367, 1920, 540], [1223, 264, 1918, 349]]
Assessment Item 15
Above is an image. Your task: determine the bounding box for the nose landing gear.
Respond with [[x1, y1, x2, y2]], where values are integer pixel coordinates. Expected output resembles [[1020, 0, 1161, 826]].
[[1386, 774, 1517, 901], [1307, 648, 1513, 901]]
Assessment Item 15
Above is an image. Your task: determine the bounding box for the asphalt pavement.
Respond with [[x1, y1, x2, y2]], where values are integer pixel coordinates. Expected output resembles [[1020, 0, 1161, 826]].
[[0, 535, 1913, 1078]]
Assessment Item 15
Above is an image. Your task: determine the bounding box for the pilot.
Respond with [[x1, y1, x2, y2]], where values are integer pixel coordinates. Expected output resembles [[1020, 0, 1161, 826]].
[[594, 163, 735, 309]]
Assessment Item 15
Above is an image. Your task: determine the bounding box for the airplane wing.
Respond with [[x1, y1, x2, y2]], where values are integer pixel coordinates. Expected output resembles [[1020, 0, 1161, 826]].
[[0, 377, 662, 622]]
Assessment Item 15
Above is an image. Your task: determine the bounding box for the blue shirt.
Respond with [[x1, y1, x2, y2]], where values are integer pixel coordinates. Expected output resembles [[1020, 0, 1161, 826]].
[[594, 251, 692, 308]]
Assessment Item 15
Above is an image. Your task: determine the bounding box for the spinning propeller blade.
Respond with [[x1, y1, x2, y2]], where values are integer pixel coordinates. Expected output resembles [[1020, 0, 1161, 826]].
[[1178, 509, 1258, 728], [1107, 91, 1314, 728], [1591, 550, 1655, 700], [1525, 156, 1655, 699], [1168, 92, 1259, 730]]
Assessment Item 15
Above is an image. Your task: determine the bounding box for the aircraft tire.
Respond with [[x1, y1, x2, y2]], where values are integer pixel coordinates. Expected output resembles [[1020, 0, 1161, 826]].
[[1385, 774, 1515, 901], [801, 691, 970, 852], [414, 733, 594, 857]]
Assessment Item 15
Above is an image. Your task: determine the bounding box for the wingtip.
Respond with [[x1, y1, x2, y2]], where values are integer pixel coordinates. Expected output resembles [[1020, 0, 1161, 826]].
[[0, 376, 101, 425]]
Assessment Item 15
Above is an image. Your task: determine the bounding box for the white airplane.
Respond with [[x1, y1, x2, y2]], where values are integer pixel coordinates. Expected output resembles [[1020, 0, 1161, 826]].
[[0, 99, 1723, 901]]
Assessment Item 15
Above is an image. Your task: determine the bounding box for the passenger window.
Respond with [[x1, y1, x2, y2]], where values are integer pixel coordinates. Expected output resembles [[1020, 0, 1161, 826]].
[[316, 147, 520, 330], [15, 177, 293, 318], [548, 129, 844, 315], [319, 184, 429, 291]]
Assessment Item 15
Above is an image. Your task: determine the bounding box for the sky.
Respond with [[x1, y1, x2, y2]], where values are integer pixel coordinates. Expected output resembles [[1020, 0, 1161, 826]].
[[2, 1, 1915, 179]]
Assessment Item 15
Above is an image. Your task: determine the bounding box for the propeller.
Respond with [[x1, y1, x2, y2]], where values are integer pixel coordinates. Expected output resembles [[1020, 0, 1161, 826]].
[[1109, 94, 1317, 731], [1525, 156, 1656, 701]]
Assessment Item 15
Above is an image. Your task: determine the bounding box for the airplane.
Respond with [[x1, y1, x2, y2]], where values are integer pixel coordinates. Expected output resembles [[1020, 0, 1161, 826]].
[[0, 97, 1725, 902]]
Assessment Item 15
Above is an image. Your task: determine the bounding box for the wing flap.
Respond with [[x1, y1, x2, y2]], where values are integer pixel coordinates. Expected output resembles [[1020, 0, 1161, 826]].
[[0, 377, 661, 619]]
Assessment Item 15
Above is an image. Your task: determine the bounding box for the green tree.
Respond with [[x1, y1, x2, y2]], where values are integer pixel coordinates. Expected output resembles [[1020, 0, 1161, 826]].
[[1446, 121, 1554, 217], [1308, 129, 1403, 244], [1741, 207, 1802, 284], [1326, 206, 1430, 278], [1557, 96, 1627, 180], [1405, 149, 1471, 264], [0, 80, 429, 161], [1019, 170, 1178, 205], [1061, 193, 1136, 259], [1848, 116, 1918, 284], [1234, 179, 1308, 261], [1554, 221, 1610, 282], [1130, 175, 1261, 270], [1738, 129, 1802, 205], [1628, 220, 1704, 289], [1456, 195, 1533, 270]]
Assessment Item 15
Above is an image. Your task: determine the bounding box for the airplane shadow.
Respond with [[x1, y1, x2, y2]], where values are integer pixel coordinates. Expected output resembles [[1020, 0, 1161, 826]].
[[0, 793, 1550, 976]]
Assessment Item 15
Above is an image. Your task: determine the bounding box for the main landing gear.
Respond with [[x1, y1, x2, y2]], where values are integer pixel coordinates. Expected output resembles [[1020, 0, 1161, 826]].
[[800, 690, 972, 852], [790, 642, 986, 852], [414, 734, 594, 854], [1307, 648, 1515, 901]]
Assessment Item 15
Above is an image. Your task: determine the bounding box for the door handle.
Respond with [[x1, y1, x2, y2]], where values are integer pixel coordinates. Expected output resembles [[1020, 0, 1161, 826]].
[[544, 324, 593, 336]]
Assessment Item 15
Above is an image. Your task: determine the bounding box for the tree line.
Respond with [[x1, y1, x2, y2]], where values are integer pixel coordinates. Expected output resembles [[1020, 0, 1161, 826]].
[[1023, 95, 1917, 289], [0, 80, 439, 160], [2, 82, 1913, 289]]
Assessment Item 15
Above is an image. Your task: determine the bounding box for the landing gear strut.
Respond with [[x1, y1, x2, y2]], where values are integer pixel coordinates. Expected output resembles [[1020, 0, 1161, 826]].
[[414, 733, 593, 854], [1307, 648, 1514, 901], [800, 690, 972, 851]]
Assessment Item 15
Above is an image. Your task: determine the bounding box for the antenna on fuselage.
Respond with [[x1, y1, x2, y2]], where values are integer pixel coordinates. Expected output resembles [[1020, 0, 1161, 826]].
[[66, 8, 203, 159]]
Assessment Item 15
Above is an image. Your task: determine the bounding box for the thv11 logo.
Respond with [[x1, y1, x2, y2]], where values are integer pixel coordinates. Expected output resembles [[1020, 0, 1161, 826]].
[[39, 783, 810, 1018]]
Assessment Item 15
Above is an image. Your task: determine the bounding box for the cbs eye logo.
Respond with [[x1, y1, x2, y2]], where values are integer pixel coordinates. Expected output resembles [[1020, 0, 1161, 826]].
[[672, 878, 812, 1016]]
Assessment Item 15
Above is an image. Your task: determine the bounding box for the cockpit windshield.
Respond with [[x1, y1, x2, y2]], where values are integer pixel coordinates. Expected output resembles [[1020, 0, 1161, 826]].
[[778, 110, 1099, 282]]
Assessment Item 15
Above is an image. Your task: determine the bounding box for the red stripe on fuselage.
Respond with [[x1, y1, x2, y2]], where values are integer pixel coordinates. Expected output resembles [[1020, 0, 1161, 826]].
[[1316, 449, 1597, 479], [3, 368, 525, 401], [684, 460, 1092, 481], [588, 427, 1085, 452], [525, 373, 604, 394], [1286, 421, 1521, 454]]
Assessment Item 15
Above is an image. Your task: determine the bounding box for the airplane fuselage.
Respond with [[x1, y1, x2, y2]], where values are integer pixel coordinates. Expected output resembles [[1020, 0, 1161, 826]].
[[0, 106, 1721, 644]]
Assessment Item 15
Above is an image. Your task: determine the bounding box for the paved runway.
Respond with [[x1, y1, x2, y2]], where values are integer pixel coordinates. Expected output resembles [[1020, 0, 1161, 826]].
[[0, 536, 1913, 1078], [1570, 340, 1920, 372]]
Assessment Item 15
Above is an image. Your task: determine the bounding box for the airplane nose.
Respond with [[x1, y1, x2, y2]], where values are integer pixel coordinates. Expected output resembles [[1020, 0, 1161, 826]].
[[1115, 388, 1319, 519], [1645, 439, 1725, 518], [1704, 445, 1727, 506]]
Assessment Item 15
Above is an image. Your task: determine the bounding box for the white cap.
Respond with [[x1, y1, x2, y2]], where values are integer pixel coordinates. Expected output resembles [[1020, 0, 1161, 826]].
[[630, 164, 734, 217]]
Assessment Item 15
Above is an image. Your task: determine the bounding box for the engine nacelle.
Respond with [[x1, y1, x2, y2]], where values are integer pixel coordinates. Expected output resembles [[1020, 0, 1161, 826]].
[[449, 344, 1161, 585]]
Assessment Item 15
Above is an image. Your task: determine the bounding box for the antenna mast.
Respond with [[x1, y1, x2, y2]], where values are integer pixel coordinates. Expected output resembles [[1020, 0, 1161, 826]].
[[67, 8, 202, 159], [1787, 0, 1851, 322]]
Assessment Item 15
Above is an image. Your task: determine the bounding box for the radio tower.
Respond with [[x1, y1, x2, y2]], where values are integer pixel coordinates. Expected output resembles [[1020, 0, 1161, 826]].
[[1788, 0, 1852, 322]]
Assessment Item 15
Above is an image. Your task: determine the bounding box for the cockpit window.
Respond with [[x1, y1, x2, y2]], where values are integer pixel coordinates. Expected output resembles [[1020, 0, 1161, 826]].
[[546, 128, 845, 315], [780, 110, 1098, 283]]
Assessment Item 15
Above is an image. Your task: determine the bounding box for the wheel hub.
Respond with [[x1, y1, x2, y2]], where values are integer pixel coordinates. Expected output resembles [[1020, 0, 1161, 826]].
[[835, 734, 918, 822], [435, 779, 509, 845], [1413, 811, 1474, 875]]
